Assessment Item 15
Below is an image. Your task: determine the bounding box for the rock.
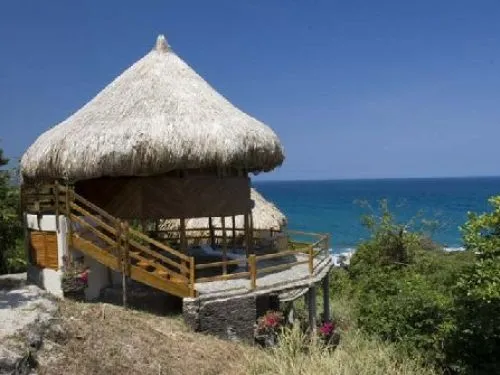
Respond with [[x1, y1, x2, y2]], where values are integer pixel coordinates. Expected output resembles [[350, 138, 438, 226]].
[[0, 346, 23, 373], [27, 330, 43, 350], [0, 346, 37, 375], [45, 323, 67, 344]]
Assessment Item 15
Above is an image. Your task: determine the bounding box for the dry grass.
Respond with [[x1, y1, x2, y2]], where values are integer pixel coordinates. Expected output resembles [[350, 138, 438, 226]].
[[37, 300, 250, 375], [36, 299, 437, 375], [245, 326, 438, 375]]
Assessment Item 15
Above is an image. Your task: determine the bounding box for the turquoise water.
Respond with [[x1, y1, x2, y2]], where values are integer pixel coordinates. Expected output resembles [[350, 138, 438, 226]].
[[253, 177, 500, 253]]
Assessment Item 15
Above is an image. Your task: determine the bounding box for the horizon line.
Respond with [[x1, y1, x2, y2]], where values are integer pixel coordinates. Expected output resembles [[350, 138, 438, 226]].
[[253, 175, 500, 183]]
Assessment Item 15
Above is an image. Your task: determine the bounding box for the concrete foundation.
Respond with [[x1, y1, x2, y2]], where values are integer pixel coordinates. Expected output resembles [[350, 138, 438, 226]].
[[25, 214, 68, 297], [25, 213, 113, 301]]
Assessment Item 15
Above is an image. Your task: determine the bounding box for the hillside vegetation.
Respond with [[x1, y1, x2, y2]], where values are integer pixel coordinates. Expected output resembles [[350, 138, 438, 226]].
[[33, 298, 435, 375], [331, 198, 500, 374]]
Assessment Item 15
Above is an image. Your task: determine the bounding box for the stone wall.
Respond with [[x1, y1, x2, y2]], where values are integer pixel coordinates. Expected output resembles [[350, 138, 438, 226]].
[[183, 292, 282, 343], [184, 294, 257, 342]]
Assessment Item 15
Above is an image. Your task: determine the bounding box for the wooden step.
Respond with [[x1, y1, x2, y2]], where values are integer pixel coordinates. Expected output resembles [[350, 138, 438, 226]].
[[136, 260, 155, 269], [153, 269, 188, 284]]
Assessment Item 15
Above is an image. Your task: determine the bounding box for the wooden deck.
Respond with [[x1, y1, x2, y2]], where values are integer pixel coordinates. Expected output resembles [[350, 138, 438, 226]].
[[194, 252, 333, 299], [24, 183, 332, 300]]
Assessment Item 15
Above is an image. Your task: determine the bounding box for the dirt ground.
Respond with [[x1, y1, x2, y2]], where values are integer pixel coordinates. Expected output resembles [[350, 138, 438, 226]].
[[35, 300, 253, 375]]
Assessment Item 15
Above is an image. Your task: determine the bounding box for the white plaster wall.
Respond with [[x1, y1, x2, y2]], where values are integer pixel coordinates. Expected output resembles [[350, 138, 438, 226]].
[[26, 214, 68, 296], [84, 255, 110, 300], [27, 266, 63, 298]]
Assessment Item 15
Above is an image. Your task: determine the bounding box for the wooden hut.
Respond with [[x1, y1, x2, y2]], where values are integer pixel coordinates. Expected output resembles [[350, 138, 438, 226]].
[[20, 35, 284, 299]]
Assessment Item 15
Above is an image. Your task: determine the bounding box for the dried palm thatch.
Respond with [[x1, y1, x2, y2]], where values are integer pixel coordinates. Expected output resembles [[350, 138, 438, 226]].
[[21, 35, 284, 183], [159, 188, 286, 234]]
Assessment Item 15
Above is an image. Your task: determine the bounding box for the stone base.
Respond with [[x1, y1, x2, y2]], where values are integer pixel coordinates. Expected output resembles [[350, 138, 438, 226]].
[[183, 292, 282, 343]]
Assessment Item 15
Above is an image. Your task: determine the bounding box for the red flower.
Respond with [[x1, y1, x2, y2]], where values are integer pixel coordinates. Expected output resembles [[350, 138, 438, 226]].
[[319, 321, 335, 336], [78, 270, 89, 285]]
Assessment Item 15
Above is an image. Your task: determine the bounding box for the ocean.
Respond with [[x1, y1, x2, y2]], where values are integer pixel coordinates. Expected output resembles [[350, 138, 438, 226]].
[[253, 177, 500, 253]]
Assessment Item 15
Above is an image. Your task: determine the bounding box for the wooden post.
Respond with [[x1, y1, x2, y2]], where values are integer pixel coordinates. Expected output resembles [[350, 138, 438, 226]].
[[249, 254, 257, 289], [115, 221, 122, 269], [54, 181, 59, 232], [208, 216, 215, 248], [231, 215, 236, 248], [154, 220, 159, 239], [249, 213, 254, 254], [322, 273, 331, 322], [180, 217, 187, 253], [244, 213, 250, 258], [308, 245, 314, 275], [221, 216, 227, 275], [189, 256, 196, 297], [180, 217, 188, 278], [121, 221, 130, 308], [65, 183, 73, 257], [308, 286, 317, 334]]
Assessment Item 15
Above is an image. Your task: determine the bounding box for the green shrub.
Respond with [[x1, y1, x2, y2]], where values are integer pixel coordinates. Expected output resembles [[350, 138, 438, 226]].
[[0, 148, 25, 274], [356, 271, 454, 366], [343, 200, 471, 370], [448, 196, 500, 374]]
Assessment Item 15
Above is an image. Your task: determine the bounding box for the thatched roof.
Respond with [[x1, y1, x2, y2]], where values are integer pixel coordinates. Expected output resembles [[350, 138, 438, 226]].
[[21, 35, 284, 183], [159, 188, 287, 232]]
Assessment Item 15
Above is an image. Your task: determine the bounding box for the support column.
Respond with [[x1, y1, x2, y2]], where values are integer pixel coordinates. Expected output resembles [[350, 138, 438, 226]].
[[180, 217, 187, 253], [232, 216, 236, 248], [244, 213, 250, 258], [322, 274, 331, 322], [221, 216, 227, 275], [208, 216, 215, 249], [307, 285, 317, 333]]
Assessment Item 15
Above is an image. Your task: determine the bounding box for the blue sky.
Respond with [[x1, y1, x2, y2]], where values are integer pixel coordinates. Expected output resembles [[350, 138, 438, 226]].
[[1, 0, 499, 180]]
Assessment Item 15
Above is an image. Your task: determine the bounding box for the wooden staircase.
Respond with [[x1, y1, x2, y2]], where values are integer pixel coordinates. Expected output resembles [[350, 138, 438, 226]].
[[57, 185, 196, 298]]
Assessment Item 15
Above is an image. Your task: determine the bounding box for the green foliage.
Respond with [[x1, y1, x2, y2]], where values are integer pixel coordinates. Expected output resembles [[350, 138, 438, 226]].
[[355, 270, 455, 365], [0, 148, 25, 274], [337, 200, 473, 371], [448, 196, 500, 374]]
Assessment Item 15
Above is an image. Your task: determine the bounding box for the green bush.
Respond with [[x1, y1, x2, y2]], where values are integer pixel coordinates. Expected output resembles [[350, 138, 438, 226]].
[[356, 271, 454, 366], [340, 200, 472, 371], [0, 148, 25, 274], [448, 196, 500, 374]]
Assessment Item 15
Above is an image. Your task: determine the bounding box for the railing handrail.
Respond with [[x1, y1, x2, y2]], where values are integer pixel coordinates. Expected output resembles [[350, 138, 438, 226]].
[[55, 184, 331, 295], [58, 185, 196, 297], [195, 233, 331, 287]]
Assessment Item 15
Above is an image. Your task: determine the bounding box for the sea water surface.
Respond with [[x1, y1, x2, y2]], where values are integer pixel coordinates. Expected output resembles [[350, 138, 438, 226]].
[[253, 177, 500, 253]]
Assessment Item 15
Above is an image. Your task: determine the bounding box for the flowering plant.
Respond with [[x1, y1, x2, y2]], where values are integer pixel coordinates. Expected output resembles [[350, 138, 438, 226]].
[[318, 321, 335, 337], [317, 320, 340, 348], [61, 255, 89, 297], [255, 310, 283, 335]]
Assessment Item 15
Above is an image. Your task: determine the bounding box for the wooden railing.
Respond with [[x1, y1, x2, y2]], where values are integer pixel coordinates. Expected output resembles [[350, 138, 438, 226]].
[[193, 230, 331, 289], [23, 182, 331, 295], [56, 184, 197, 298]]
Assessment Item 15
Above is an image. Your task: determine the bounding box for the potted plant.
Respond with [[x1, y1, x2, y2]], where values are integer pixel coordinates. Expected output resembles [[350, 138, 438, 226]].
[[61, 255, 89, 301], [254, 310, 284, 347]]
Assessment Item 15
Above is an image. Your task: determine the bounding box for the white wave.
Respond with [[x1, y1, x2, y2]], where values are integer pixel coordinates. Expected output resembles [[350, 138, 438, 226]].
[[443, 246, 465, 252]]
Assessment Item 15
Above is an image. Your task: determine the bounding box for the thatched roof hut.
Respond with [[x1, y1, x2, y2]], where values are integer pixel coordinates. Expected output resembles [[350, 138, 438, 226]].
[[20, 35, 284, 183], [160, 188, 287, 233]]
